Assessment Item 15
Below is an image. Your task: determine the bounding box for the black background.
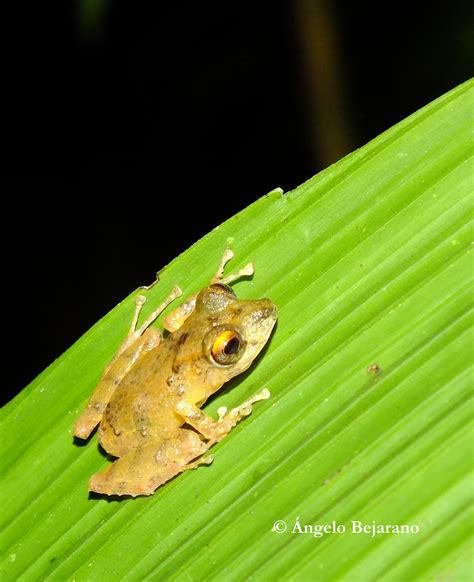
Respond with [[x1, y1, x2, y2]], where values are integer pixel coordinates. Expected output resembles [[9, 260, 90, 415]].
[[2, 1, 472, 404]]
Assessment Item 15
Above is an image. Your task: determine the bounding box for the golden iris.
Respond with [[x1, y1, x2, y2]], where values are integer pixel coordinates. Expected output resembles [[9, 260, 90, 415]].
[[209, 328, 245, 366]]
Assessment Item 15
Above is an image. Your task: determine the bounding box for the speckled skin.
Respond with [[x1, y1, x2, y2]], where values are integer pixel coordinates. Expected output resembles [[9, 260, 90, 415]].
[[74, 275, 277, 497]]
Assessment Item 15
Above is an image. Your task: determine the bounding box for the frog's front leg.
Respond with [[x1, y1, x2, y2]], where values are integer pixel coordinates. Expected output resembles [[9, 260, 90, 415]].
[[74, 287, 181, 440], [89, 429, 213, 497], [163, 248, 253, 332], [175, 388, 271, 445], [210, 248, 254, 286]]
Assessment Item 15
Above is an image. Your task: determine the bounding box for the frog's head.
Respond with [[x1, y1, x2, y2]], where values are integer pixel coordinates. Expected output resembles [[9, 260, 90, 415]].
[[196, 283, 277, 379]]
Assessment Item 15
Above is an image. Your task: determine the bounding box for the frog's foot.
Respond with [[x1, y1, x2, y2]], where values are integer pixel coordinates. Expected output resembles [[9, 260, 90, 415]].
[[212, 388, 271, 443], [176, 388, 271, 445], [211, 248, 254, 286], [88, 430, 210, 497], [184, 454, 214, 470]]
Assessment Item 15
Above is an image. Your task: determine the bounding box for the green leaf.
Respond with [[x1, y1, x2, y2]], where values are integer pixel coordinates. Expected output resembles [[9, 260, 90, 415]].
[[1, 80, 473, 581]]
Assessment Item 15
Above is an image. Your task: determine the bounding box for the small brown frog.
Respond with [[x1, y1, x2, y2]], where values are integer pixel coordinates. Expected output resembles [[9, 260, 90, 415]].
[[74, 250, 277, 497]]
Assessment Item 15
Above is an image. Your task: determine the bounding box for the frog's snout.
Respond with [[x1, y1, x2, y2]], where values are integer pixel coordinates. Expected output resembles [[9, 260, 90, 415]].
[[245, 300, 278, 330], [259, 301, 278, 322]]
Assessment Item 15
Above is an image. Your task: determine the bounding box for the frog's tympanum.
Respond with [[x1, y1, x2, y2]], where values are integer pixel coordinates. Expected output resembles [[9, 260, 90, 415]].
[[74, 250, 277, 496]]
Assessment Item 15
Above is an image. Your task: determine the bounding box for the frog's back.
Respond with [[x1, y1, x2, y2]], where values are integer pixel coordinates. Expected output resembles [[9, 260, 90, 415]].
[[98, 347, 181, 457]]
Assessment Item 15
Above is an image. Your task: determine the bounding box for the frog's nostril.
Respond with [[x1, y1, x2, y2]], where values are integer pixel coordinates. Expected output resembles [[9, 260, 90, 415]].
[[254, 303, 278, 323], [261, 301, 278, 320]]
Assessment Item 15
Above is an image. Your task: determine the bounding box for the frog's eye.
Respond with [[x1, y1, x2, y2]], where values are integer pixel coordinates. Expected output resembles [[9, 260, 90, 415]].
[[206, 327, 246, 367], [211, 330, 244, 366], [210, 283, 236, 296], [197, 284, 236, 313]]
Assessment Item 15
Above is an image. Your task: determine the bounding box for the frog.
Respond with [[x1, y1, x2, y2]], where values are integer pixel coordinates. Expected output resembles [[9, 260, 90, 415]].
[[73, 249, 277, 497]]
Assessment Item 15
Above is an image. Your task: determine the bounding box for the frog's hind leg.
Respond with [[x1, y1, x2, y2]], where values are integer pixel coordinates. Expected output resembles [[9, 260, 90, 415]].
[[74, 288, 181, 440], [89, 430, 213, 497]]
